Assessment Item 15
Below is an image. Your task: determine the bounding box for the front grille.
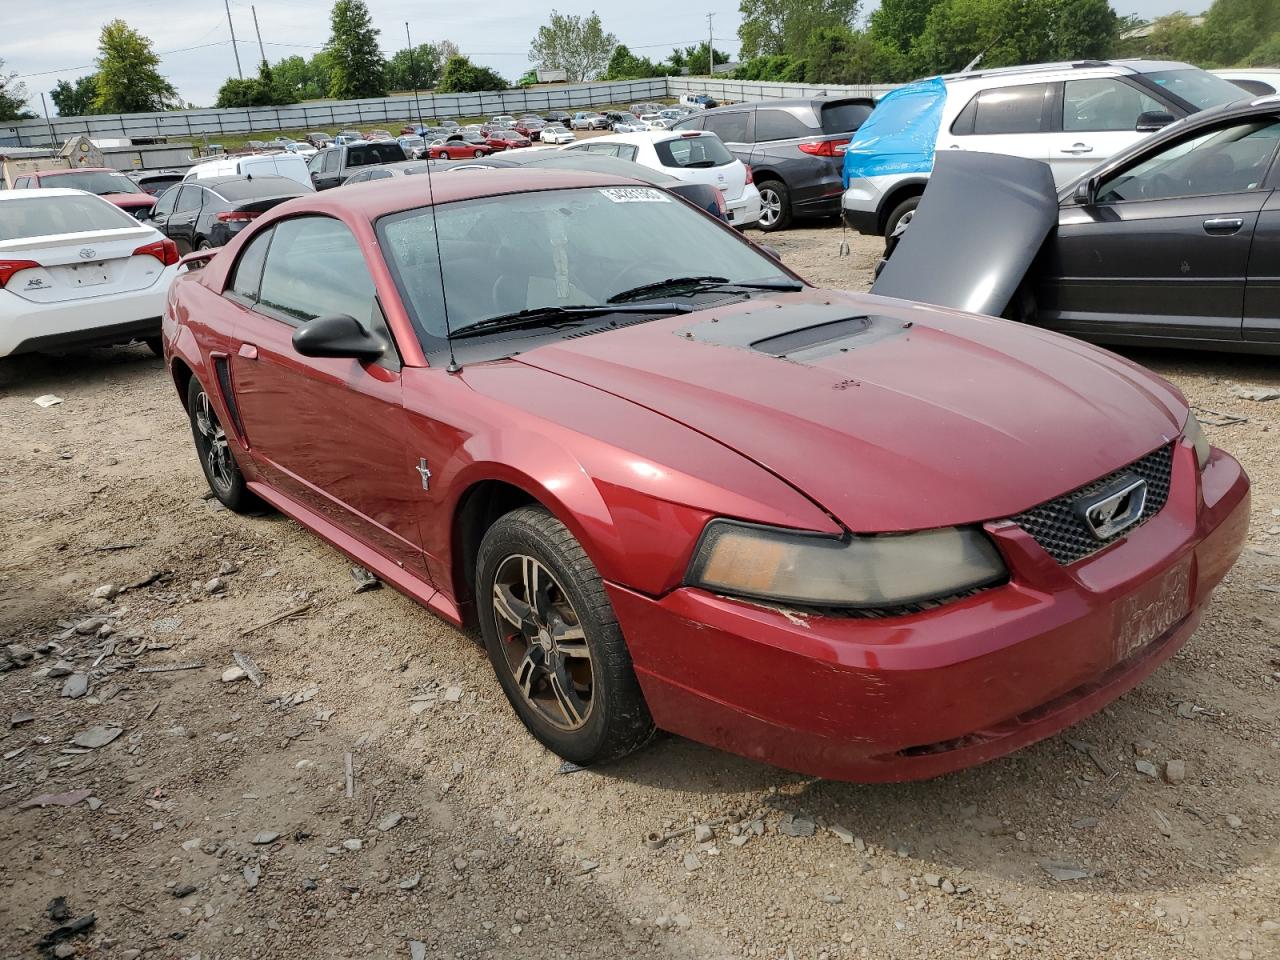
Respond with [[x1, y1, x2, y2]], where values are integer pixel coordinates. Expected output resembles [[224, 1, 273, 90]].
[[1010, 444, 1173, 565]]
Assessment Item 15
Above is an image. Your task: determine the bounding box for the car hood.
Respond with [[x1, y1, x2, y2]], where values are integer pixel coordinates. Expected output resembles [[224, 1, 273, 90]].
[[871, 151, 1058, 318], [511, 291, 1186, 532]]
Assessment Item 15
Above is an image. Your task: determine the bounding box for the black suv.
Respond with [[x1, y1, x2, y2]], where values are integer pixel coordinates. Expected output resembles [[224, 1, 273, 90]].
[[673, 97, 875, 230], [307, 141, 407, 190]]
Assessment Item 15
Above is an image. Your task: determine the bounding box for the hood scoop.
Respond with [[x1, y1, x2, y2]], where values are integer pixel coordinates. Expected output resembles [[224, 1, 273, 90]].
[[678, 303, 905, 363]]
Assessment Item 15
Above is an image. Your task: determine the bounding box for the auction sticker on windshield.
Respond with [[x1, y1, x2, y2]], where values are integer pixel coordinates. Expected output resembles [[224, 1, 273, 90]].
[[600, 187, 671, 203]]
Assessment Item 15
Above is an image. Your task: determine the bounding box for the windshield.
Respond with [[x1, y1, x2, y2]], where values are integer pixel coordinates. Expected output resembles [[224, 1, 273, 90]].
[[378, 186, 792, 352], [0, 194, 139, 240], [43, 171, 143, 195], [1140, 69, 1251, 111]]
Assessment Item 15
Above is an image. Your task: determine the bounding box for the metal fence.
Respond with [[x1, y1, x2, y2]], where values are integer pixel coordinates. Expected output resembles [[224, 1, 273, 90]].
[[2, 76, 903, 149]]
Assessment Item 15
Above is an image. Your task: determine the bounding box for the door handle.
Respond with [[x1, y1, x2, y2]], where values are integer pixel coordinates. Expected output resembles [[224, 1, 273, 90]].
[[238, 343, 258, 360], [1203, 217, 1243, 234], [1060, 143, 1094, 155]]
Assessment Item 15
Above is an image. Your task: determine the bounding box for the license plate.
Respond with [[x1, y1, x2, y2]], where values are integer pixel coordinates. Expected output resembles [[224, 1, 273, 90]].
[[1112, 561, 1191, 662], [70, 263, 110, 287]]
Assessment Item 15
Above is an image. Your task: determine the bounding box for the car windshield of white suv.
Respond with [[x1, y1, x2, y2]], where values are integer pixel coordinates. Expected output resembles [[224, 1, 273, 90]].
[[44, 171, 144, 196], [0, 195, 138, 240], [378, 186, 794, 350], [655, 134, 734, 168], [1142, 69, 1251, 110]]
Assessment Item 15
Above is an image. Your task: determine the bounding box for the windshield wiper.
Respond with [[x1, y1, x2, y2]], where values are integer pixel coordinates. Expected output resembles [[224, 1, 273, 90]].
[[608, 275, 803, 304], [451, 302, 693, 339]]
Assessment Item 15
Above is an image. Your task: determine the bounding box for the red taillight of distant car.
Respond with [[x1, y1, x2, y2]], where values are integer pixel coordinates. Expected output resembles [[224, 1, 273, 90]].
[[797, 139, 851, 157], [132, 238, 180, 266], [0, 259, 40, 289], [216, 211, 262, 223]]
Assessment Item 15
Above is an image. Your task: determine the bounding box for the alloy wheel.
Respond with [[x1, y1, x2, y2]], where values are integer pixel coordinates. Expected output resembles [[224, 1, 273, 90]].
[[491, 554, 593, 730], [759, 188, 782, 228], [193, 390, 234, 496]]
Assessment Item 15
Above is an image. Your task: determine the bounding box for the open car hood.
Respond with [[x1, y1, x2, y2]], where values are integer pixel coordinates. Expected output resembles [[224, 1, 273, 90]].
[[871, 151, 1059, 318]]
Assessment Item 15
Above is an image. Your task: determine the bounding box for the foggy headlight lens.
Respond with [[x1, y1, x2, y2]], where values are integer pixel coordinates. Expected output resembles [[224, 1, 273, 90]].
[[1185, 413, 1210, 470], [686, 521, 1006, 609]]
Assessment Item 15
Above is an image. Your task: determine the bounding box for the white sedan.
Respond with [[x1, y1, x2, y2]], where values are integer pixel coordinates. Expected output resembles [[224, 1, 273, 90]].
[[0, 188, 180, 358], [560, 130, 763, 228], [538, 125, 576, 144]]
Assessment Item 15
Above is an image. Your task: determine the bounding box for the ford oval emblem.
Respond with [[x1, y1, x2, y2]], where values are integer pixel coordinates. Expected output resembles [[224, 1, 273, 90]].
[[78, 248, 96, 260]]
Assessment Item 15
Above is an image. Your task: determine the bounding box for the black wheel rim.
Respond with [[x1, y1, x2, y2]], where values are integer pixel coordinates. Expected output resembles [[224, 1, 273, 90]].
[[193, 390, 234, 496], [491, 554, 593, 731], [759, 188, 781, 227]]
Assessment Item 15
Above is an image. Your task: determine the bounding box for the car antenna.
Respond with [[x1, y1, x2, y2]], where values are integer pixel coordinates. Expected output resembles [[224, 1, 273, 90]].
[[408, 20, 460, 374]]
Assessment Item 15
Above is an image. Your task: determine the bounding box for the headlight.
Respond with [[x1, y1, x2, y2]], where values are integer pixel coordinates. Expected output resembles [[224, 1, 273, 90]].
[[1184, 413, 1210, 470], [686, 520, 1006, 609]]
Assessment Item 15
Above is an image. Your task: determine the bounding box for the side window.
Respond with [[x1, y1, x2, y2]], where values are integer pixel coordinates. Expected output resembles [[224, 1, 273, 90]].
[[702, 110, 749, 144], [1097, 118, 1280, 203], [345, 170, 369, 184], [368, 169, 393, 180], [617, 145, 639, 162], [961, 83, 1052, 135], [174, 186, 203, 214], [152, 186, 179, 218], [346, 148, 367, 167], [227, 226, 274, 303], [308, 152, 324, 173], [587, 143, 621, 157], [257, 217, 377, 329], [13, 177, 30, 189], [322, 151, 341, 173], [672, 116, 703, 132], [753, 108, 812, 142], [1064, 78, 1164, 133]]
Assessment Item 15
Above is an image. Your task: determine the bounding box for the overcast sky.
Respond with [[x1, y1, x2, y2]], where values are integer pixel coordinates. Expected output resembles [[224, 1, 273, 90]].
[[7, 0, 1201, 114]]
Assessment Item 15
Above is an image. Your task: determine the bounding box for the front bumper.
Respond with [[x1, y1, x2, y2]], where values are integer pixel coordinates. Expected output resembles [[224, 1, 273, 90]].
[[607, 443, 1249, 782]]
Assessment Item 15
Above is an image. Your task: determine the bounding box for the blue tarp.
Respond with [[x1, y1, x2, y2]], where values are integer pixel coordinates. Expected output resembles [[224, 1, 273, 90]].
[[842, 77, 948, 187]]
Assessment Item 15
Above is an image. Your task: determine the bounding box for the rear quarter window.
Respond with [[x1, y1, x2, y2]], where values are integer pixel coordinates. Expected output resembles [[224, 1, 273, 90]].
[[702, 111, 750, 143], [954, 82, 1053, 135], [654, 134, 735, 168], [754, 108, 817, 142], [819, 101, 874, 134]]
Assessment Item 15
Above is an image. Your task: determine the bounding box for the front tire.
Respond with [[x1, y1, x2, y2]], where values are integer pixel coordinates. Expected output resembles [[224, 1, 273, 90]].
[[883, 195, 920, 239], [186, 376, 258, 513], [476, 506, 654, 766], [756, 179, 791, 232]]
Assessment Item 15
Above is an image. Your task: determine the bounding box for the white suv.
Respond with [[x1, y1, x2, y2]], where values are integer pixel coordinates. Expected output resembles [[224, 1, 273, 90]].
[[561, 130, 763, 228], [842, 59, 1250, 237]]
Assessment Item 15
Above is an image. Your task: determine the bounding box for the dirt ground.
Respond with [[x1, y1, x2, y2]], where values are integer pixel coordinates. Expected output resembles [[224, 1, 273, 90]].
[[1, 225, 1278, 960]]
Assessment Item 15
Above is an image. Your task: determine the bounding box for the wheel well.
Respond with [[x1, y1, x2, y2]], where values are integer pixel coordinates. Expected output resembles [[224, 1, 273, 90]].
[[752, 169, 783, 187], [171, 357, 194, 409], [452, 480, 538, 626], [878, 183, 926, 233]]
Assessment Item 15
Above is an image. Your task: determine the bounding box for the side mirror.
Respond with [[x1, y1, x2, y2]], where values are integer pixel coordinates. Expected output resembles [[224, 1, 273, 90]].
[[292, 314, 386, 362], [1135, 110, 1175, 132], [1073, 176, 1099, 206]]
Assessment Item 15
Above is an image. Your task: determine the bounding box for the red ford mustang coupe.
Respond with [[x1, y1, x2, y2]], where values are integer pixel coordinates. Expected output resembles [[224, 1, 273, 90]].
[[162, 170, 1250, 782]]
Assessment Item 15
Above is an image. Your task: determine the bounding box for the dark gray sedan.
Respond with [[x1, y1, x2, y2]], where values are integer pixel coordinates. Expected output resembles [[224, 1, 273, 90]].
[[874, 96, 1280, 354]]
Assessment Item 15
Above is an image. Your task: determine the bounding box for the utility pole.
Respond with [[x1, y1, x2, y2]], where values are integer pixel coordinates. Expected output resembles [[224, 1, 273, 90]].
[[405, 23, 425, 133], [224, 0, 243, 79], [39, 93, 57, 149], [706, 12, 715, 75], [252, 5, 267, 67]]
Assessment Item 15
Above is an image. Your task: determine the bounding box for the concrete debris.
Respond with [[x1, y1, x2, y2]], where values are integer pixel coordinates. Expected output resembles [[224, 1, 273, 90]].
[[218, 560, 240, 576], [10, 710, 34, 727], [172, 884, 197, 898], [728, 834, 750, 847], [136, 662, 205, 674], [378, 812, 403, 832], [343, 839, 363, 851], [693, 824, 714, 843], [204, 577, 225, 595], [829, 824, 855, 844], [557, 760, 586, 774], [20, 788, 93, 809], [221, 666, 247, 684], [778, 813, 816, 838], [74, 618, 106, 635], [443, 686, 463, 702], [351, 565, 382, 593], [252, 831, 280, 845], [1135, 759, 1159, 778], [92, 584, 120, 600], [923, 873, 942, 887], [71, 726, 122, 749], [243, 864, 260, 889], [1176, 701, 1200, 719], [1072, 817, 1101, 830], [33, 394, 63, 407], [1132, 739, 1157, 757], [60, 674, 90, 699], [232, 651, 265, 687], [1225, 814, 1243, 829], [302, 878, 318, 891], [49, 661, 76, 678], [409, 941, 427, 960], [683, 853, 701, 871], [1233, 385, 1280, 402], [821, 893, 843, 904], [3, 644, 35, 671], [398, 873, 422, 890], [1164, 759, 1187, 784], [941, 879, 956, 894], [87, 798, 103, 810], [1040, 860, 1091, 882]]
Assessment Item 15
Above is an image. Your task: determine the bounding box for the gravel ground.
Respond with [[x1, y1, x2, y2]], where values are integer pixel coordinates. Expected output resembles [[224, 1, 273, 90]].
[[1, 224, 1278, 960]]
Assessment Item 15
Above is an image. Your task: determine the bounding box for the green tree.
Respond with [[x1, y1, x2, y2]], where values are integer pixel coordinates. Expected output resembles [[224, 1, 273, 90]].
[[93, 20, 178, 113], [604, 44, 671, 79], [436, 55, 507, 92], [386, 44, 440, 91], [50, 75, 99, 116], [1199, 0, 1280, 66], [738, 0, 860, 59], [213, 60, 298, 108], [529, 11, 618, 82], [736, 54, 806, 80], [1132, 11, 1205, 62], [325, 0, 387, 99], [1240, 31, 1280, 64], [672, 42, 731, 75], [869, 0, 943, 54], [1, 60, 35, 121], [272, 56, 312, 100], [804, 27, 908, 83]]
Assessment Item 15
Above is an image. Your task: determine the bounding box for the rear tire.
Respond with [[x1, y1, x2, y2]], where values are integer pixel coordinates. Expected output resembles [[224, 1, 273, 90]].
[[186, 376, 259, 513], [476, 506, 655, 766], [883, 195, 920, 239], [757, 179, 791, 232], [144, 337, 164, 358]]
